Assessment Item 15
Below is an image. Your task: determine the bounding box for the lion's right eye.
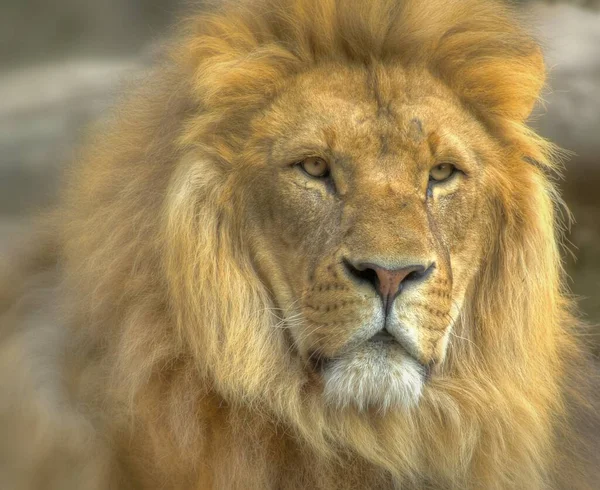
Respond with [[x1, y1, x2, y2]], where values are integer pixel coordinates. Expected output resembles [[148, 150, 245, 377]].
[[299, 157, 330, 178]]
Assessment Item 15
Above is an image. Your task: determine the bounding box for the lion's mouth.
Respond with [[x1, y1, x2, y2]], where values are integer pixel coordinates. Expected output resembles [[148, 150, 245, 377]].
[[307, 329, 432, 381], [369, 328, 431, 374]]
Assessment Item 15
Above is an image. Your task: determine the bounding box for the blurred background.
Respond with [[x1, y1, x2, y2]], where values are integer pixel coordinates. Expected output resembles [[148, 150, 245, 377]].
[[0, 0, 598, 354]]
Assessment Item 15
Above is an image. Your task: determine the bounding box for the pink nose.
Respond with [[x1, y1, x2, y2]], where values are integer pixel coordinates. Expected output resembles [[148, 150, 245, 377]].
[[345, 261, 432, 315], [372, 265, 423, 300]]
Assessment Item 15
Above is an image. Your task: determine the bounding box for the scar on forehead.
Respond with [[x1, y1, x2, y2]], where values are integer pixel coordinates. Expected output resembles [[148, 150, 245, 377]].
[[407, 118, 439, 155], [408, 118, 424, 142]]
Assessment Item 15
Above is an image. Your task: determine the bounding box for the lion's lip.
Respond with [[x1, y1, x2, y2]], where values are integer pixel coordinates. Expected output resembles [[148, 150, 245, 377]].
[[305, 331, 396, 373]]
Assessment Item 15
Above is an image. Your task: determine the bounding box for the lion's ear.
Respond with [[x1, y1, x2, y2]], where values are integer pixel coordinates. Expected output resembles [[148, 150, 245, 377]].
[[431, 25, 546, 123]]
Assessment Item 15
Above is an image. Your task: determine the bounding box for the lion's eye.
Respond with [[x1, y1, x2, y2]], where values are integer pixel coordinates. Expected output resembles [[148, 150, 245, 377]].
[[300, 157, 330, 178], [429, 163, 456, 182]]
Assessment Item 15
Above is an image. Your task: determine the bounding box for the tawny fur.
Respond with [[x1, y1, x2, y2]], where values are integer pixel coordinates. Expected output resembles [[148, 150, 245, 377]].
[[0, 0, 597, 489]]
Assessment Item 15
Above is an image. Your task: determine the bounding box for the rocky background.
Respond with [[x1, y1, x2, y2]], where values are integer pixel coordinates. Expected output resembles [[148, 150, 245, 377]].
[[0, 0, 599, 354]]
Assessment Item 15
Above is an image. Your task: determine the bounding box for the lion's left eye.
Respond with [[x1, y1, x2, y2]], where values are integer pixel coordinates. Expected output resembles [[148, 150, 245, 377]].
[[429, 163, 456, 182], [300, 157, 330, 178]]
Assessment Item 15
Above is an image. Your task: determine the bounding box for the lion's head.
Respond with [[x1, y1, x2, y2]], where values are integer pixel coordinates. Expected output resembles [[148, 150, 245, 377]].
[[162, 0, 551, 413], [58, 0, 585, 486]]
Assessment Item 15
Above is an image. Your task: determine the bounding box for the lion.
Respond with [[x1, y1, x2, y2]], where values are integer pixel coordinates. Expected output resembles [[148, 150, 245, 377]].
[[0, 0, 598, 488]]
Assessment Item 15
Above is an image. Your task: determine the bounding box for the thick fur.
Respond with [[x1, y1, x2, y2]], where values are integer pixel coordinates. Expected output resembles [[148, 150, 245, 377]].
[[0, 0, 597, 489]]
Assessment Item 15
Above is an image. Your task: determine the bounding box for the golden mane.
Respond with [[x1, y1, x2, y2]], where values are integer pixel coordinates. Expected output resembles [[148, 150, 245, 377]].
[[3, 0, 595, 488]]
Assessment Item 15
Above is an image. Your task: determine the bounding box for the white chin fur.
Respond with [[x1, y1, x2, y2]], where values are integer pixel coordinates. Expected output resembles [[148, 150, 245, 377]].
[[322, 342, 424, 412]]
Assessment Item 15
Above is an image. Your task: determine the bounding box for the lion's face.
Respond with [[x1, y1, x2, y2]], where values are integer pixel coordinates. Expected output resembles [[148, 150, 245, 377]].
[[241, 64, 493, 411]]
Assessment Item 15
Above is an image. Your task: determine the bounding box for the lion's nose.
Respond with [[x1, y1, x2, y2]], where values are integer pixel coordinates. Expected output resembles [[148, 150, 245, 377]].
[[344, 260, 434, 315]]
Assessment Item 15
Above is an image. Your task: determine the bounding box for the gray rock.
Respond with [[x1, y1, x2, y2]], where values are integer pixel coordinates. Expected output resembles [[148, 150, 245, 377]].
[[0, 58, 141, 216]]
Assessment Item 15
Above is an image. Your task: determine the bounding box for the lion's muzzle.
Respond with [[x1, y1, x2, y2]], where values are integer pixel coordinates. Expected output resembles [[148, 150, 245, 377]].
[[342, 257, 441, 366]]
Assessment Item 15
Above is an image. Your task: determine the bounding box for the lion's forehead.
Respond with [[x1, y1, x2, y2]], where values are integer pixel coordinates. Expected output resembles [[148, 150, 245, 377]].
[[265, 66, 472, 174]]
